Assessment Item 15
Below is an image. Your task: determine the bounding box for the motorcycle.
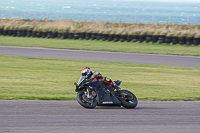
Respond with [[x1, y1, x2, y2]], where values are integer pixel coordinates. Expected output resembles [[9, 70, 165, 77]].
[[74, 76, 138, 109]]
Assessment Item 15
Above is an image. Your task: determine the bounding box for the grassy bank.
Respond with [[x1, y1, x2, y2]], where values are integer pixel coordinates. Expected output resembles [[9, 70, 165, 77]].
[[1, 36, 200, 56], [0, 55, 200, 101], [0, 19, 200, 37]]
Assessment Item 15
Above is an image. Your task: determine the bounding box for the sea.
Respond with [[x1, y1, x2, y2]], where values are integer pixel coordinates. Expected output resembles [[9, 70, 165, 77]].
[[0, 0, 200, 24]]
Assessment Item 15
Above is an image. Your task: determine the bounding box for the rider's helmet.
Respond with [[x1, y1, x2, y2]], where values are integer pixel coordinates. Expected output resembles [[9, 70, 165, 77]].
[[81, 67, 92, 77]]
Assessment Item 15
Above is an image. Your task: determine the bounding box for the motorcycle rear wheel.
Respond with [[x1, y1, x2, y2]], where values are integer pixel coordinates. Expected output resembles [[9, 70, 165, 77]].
[[119, 90, 138, 109], [77, 91, 97, 109]]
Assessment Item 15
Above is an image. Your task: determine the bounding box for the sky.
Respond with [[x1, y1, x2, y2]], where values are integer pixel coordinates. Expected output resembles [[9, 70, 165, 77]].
[[118, 0, 200, 2], [133, 0, 199, 1], [134, 0, 200, 2]]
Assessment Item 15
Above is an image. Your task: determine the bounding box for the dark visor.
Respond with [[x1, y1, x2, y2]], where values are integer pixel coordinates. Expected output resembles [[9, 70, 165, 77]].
[[82, 73, 87, 76]]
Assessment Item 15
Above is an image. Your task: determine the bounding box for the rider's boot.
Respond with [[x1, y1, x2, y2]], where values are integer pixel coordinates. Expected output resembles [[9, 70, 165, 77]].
[[112, 82, 121, 92], [114, 86, 121, 93], [109, 86, 121, 97]]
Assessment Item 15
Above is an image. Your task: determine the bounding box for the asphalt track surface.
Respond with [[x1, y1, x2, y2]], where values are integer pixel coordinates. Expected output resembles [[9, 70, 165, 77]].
[[0, 100, 200, 133], [0, 46, 200, 67]]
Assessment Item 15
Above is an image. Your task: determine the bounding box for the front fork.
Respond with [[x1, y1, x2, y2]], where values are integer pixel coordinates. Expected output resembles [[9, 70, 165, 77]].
[[85, 88, 93, 99]]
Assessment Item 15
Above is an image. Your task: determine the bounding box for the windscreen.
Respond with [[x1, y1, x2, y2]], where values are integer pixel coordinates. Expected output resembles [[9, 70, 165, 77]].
[[77, 76, 86, 85]]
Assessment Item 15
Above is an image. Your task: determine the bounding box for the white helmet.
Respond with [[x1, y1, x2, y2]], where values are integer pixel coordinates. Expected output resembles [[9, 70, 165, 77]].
[[81, 67, 92, 76]]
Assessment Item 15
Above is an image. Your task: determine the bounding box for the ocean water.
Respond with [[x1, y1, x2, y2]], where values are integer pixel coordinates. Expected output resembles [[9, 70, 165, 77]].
[[0, 0, 200, 24]]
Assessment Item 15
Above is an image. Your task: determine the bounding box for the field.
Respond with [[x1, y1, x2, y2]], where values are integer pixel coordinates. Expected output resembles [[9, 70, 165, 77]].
[[0, 55, 200, 101], [0, 36, 200, 56]]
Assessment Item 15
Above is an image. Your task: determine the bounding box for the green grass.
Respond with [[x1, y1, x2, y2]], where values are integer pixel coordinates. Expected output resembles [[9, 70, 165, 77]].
[[0, 36, 200, 56], [0, 55, 200, 101]]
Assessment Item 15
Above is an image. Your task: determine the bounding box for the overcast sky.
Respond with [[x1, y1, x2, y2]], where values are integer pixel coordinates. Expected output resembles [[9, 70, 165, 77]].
[[156, 0, 199, 1], [122, 0, 200, 2]]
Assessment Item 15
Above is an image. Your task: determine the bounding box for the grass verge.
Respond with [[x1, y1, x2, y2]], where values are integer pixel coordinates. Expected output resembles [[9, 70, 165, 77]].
[[0, 55, 200, 101], [0, 36, 200, 56]]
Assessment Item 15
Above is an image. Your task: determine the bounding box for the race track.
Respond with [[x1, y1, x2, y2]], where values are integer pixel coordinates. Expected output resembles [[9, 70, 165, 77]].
[[0, 46, 200, 133], [0, 46, 200, 67], [0, 100, 199, 133]]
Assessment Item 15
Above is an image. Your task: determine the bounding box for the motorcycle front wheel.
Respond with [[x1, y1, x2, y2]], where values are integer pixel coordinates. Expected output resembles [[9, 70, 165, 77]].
[[77, 91, 97, 109], [118, 90, 138, 109]]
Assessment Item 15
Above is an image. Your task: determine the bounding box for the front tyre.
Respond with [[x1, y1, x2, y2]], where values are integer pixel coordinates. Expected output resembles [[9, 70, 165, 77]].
[[77, 91, 97, 109], [118, 90, 138, 109]]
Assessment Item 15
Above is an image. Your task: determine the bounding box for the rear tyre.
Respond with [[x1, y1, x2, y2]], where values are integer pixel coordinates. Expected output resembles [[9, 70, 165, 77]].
[[119, 90, 138, 109], [77, 91, 97, 109]]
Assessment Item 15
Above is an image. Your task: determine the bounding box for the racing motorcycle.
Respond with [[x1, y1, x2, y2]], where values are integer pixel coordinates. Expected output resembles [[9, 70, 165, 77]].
[[74, 76, 138, 109]]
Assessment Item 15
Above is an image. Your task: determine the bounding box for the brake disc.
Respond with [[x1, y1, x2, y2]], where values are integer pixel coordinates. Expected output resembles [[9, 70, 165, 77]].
[[82, 94, 93, 104]]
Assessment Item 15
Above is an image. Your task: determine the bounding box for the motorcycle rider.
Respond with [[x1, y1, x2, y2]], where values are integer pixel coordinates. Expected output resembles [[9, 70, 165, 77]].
[[81, 67, 121, 95]]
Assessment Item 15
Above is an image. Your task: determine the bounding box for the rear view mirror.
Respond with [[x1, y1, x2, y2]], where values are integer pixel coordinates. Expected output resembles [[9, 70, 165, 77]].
[[74, 82, 77, 86]]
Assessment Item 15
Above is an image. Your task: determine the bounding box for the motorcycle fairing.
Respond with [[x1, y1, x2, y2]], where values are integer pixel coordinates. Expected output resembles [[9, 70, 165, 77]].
[[86, 81, 121, 106]]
